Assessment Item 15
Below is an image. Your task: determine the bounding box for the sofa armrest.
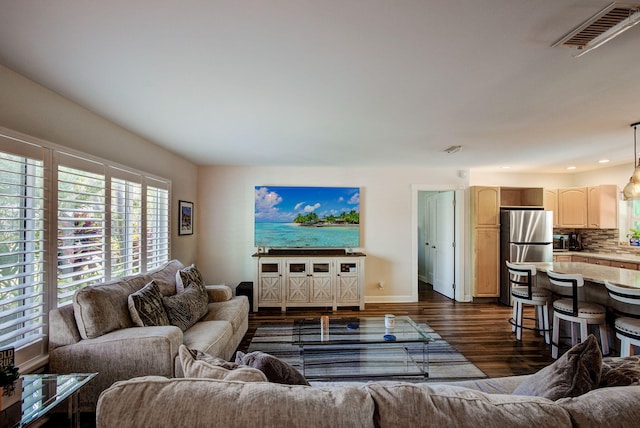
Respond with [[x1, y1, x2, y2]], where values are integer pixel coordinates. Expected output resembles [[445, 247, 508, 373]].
[[206, 284, 233, 302], [49, 325, 184, 412]]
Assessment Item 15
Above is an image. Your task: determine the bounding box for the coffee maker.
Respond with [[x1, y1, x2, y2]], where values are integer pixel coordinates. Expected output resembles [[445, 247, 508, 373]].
[[568, 232, 582, 251]]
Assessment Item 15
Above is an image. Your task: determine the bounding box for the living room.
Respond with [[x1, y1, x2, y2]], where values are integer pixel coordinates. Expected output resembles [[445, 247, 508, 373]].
[[2, 1, 640, 426]]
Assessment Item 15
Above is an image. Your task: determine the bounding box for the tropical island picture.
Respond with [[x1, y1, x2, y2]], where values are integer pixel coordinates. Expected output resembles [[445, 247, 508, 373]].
[[255, 186, 360, 248]]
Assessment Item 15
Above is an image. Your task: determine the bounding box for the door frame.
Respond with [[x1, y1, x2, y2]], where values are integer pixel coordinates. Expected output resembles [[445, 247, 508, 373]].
[[411, 184, 470, 302]]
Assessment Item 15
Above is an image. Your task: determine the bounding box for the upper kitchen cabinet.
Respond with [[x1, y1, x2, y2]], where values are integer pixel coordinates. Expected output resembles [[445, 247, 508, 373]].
[[500, 187, 543, 208], [558, 187, 588, 228], [472, 186, 500, 227], [553, 185, 618, 229], [587, 185, 618, 229], [543, 188, 558, 227]]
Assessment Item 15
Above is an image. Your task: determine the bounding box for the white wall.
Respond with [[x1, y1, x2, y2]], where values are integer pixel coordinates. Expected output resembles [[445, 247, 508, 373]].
[[0, 65, 199, 263], [197, 166, 466, 302]]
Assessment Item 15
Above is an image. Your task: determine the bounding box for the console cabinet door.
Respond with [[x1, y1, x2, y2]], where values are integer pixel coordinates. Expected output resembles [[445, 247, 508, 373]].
[[309, 261, 333, 305], [286, 261, 309, 302], [257, 259, 283, 309]]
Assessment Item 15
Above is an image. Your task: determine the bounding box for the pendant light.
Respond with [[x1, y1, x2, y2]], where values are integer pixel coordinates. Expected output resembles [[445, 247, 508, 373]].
[[623, 122, 640, 201]]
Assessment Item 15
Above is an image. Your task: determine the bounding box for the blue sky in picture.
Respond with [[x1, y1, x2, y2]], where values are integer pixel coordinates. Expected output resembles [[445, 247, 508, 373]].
[[255, 186, 360, 223]]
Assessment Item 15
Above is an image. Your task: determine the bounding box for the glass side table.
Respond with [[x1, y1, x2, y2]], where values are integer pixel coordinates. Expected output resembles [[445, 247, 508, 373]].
[[1, 373, 97, 428]]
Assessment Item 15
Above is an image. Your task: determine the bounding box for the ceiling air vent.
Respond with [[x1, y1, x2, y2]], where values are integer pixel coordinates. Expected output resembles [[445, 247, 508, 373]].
[[552, 2, 640, 57]]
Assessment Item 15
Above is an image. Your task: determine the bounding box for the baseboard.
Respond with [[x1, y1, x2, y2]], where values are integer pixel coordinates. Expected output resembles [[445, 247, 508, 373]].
[[365, 295, 415, 304]]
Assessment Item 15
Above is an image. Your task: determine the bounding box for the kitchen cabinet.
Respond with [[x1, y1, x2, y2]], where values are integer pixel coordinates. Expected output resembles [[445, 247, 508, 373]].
[[571, 255, 589, 263], [558, 187, 588, 228], [543, 188, 559, 227], [587, 258, 611, 266], [473, 186, 500, 226], [500, 187, 543, 207], [553, 254, 572, 262], [470, 186, 500, 297], [587, 185, 618, 229], [254, 253, 365, 311]]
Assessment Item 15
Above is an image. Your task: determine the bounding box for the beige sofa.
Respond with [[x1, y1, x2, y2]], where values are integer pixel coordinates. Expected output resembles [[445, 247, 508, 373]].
[[48, 259, 249, 411], [96, 374, 640, 428]]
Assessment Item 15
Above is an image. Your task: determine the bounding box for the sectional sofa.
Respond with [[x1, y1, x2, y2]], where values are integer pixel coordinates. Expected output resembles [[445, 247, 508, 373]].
[[48, 259, 249, 411]]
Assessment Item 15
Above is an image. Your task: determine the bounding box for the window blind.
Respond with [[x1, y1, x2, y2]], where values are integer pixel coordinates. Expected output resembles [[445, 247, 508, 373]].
[[111, 171, 142, 278], [146, 180, 170, 269]]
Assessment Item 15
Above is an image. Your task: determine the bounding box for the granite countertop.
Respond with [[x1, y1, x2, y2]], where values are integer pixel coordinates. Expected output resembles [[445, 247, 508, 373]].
[[530, 261, 640, 289], [553, 250, 640, 264]]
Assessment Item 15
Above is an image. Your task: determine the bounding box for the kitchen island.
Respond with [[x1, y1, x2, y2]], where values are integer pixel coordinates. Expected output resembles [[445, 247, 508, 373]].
[[529, 261, 640, 316]]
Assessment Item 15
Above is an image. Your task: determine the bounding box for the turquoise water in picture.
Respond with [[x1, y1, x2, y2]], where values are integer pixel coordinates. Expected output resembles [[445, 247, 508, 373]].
[[255, 223, 360, 248]]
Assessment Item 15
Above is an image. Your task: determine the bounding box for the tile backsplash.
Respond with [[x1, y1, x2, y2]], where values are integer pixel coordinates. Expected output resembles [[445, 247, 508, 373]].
[[554, 228, 640, 255]]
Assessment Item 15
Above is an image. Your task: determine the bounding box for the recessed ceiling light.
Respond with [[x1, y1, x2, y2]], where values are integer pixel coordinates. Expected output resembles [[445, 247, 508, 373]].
[[502, 166, 511, 169], [567, 166, 577, 170], [599, 159, 610, 163]]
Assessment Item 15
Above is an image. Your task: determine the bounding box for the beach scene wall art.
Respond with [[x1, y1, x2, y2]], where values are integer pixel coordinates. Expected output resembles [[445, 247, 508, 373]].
[[255, 186, 360, 248]]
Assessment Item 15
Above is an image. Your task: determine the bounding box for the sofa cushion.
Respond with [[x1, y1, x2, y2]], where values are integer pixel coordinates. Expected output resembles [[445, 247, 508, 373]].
[[97, 376, 376, 428], [176, 264, 204, 293], [148, 259, 184, 296], [512, 334, 602, 400], [599, 355, 640, 387], [366, 383, 572, 427], [182, 320, 233, 357], [201, 296, 249, 332], [235, 351, 309, 386], [557, 385, 640, 428], [128, 280, 170, 327], [179, 345, 267, 382], [73, 274, 150, 339], [205, 285, 233, 302], [162, 282, 208, 331]]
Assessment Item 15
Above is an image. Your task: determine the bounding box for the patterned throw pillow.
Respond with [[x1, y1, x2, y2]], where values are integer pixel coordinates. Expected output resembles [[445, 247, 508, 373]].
[[162, 282, 208, 331], [512, 334, 602, 400], [175, 264, 205, 293], [599, 355, 640, 387], [235, 351, 309, 386], [127, 280, 170, 327]]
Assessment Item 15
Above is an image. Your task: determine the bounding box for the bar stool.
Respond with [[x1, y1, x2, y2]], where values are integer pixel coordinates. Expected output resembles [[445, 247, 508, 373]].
[[604, 280, 640, 357], [547, 271, 609, 359], [506, 261, 551, 344]]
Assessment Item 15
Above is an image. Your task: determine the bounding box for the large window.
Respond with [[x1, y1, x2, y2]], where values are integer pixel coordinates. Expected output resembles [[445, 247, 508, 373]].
[[0, 129, 171, 367]]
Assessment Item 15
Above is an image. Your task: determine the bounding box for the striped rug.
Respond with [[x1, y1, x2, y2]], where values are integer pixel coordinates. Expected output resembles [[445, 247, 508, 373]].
[[247, 321, 487, 383]]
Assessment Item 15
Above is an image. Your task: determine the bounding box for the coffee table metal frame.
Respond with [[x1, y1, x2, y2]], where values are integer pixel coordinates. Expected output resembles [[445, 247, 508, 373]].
[[293, 316, 432, 379]]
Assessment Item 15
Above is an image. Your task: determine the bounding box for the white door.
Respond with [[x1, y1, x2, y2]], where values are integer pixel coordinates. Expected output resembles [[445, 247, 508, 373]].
[[432, 191, 455, 299], [425, 195, 436, 284]]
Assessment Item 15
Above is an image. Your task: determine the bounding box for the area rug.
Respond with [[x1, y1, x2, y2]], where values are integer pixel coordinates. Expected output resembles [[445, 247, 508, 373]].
[[247, 321, 487, 382]]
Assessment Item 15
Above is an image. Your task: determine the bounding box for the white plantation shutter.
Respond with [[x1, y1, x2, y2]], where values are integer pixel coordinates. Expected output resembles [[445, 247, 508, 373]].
[[56, 154, 106, 306], [146, 178, 170, 269], [110, 168, 142, 277], [0, 136, 47, 363]]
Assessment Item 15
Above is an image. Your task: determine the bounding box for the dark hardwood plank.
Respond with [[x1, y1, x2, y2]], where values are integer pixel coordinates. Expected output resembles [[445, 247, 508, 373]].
[[239, 282, 556, 378]]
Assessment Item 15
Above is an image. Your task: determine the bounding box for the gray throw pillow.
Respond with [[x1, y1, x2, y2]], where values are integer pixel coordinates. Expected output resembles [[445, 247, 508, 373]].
[[176, 264, 205, 293], [235, 351, 309, 386], [127, 280, 170, 327], [599, 355, 640, 387], [513, 334, 602, 400], [162, 282, 208, 331]]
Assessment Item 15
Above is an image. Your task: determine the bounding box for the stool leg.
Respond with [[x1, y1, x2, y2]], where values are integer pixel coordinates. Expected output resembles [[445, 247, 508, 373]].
[[571, 323, 579, 346], [598, 322, 609, 356], [512, 300, 517, 333], [552, 313, 560, 359], [580, 320, 588, 344], [542, 303, 551, 345], [619, 334, 631, 357], [516, 301, 523, 341]]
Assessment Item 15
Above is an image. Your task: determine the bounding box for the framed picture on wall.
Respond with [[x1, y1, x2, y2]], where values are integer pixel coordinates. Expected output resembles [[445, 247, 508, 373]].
[[179, 200, 194, 235]]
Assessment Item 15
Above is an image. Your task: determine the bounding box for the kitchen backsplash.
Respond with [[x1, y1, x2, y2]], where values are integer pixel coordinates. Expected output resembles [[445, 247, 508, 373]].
[[554, 228, 640, 255]]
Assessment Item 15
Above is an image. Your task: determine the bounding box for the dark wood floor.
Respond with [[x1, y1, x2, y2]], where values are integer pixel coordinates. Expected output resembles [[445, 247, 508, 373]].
[[239, 282, 557, 378]]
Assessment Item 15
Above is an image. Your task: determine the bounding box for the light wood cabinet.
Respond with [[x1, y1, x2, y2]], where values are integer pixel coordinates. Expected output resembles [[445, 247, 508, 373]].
[[473, 228, 500, 297], [544, 188, 559, 227], [553, 254, 571, 262], [500, 187, 543, 207], [558, 187, 588, 228], [571, 255, 589, 263], [254, 253, 365, 311], [587, 185, 618, 229], [587, 257, 611, 266], [612, 261, 639, 270], [473, 186, 500, 226]]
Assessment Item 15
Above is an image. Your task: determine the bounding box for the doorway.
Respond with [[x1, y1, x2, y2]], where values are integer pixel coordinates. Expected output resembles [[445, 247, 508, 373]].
[[412, 185, 467, 302]]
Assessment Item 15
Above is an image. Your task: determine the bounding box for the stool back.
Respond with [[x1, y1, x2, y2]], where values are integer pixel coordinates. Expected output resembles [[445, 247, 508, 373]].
[[506, 261, 536, 300], [547, 271, 583, 317], [604, 280, 640, 316]]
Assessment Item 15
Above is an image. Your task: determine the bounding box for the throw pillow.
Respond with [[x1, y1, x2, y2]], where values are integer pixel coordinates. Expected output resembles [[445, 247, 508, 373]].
[[512, 334, 602, 400], [599, 355, 640, 387], [127, 280, 170, 327], [235, 350, 310, 386], [176, 264, 205, 293], [162, 282, 208, 331], [179, 345, 268, 382]]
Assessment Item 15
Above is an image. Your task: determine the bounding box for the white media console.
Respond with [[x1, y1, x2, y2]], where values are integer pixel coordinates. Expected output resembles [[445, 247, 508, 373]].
[[253, 249, 365, 312]]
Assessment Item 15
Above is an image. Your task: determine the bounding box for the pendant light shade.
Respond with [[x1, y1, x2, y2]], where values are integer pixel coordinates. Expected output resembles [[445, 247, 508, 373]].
[[623, 122, 640, 201]]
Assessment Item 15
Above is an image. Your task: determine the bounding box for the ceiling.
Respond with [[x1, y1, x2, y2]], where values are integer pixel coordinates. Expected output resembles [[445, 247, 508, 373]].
[[1, 0, 640, 173]]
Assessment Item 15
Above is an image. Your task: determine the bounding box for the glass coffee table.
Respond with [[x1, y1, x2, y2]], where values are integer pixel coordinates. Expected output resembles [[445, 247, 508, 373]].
[[2, 373, 97, 428], [293, 316, 432, 379]]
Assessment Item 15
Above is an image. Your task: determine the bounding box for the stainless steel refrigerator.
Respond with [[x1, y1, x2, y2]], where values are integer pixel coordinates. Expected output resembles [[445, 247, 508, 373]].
[[499, 209, 553, 305]]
